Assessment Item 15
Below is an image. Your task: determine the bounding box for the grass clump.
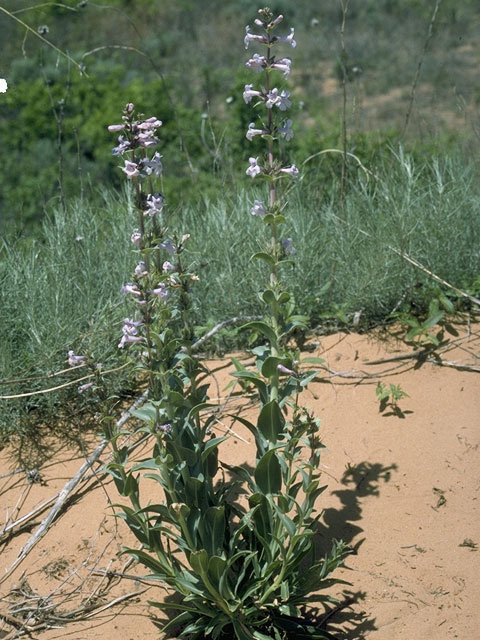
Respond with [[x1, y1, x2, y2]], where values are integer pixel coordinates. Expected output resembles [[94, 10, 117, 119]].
[[0, 149, 479, 440]]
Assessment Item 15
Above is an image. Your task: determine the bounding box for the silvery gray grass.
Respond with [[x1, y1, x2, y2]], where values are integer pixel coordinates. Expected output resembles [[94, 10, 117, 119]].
[[84, 9, 350, 640]]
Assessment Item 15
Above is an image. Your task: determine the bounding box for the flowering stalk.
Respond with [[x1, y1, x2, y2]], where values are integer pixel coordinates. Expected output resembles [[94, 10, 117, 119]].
[[244, 8, 299, 403]]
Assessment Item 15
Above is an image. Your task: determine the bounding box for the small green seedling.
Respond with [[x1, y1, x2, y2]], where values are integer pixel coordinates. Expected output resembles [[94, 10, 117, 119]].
[[376, 382, 409, 415]]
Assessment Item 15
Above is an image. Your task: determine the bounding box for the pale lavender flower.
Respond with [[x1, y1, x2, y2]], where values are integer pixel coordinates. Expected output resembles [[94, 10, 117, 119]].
[[266, 88, 291, 111], [121, 283, 142, 297], [144, 192, 164, 216], [250, 200, 268, 217], [275, 28, 296, 48], [107, 124, 125, 132], [277, 364, 296, 376], [112, 136, 131, 156], [270, 14, 284, 27], [134, 261, 148, 277], [245, 53, 266, 72], [0, 79, 7, 93], [246, 157, 262, 178], [122, 317, 143, 335], [278, 119, 294, 141], [155, 423, 172, 434], [141, 152, 163, 177], [78, 382, 94, 393], [137, 117, 162, 131], [118, 334, 145, 349], [244, 26, 268, 49], [158, 239, 176, 255], [131, 230, 142, 246], [149, 282, 170, 300], [68, 350, 87, 366], [280, 163, 299, 177], [281, 237, 296, 255], [162, 261, 177, 272], [271, 57, 292, 77], [243, 83, 263, 104], [137, 132, 158, 148], [122, 160, 140, 178], [246, 122, 266, 141]]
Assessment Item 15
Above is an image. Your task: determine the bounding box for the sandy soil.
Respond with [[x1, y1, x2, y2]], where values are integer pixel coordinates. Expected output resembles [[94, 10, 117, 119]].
[[1, 322, 479, 639]]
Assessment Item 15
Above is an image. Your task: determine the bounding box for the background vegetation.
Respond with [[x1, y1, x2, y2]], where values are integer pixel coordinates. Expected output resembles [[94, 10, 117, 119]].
[[0, 0, 479, 440]]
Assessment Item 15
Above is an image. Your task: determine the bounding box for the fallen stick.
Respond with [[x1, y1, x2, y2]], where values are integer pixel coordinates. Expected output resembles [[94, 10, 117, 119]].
[[0, 391, 148, 586], [0, 495, 56, 540], [191, 315, 261, 352]]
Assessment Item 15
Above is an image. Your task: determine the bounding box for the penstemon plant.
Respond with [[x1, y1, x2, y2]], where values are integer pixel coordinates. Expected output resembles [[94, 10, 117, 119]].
[[104, 9, 350, 640]]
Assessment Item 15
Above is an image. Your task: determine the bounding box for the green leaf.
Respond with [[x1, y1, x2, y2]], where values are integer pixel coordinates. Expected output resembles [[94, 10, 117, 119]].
[[130, 403, 158, 423], [423, 311, 444, 329], [231, 371, 268, 403], [300, 370, 319, 388], [248, 493, 273, 542], [240, 321, 278, 346], [301, 357, 325, 365], [277, 291, 291, 304], [199, 507, 225, 555], [261, 356, 292, 379], [257, 399, 284, 443], [262, 289, 276, 305], [233, 619, 257, 640], [251, 251, 275, 265], [255, 449, 282, 494]]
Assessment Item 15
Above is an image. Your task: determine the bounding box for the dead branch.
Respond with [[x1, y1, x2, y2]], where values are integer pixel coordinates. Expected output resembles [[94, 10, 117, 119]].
[[0, 362, 129, 400], [426, 359, 480, 373], [0, 391, 147, 585], [191, 315, 262, 352]]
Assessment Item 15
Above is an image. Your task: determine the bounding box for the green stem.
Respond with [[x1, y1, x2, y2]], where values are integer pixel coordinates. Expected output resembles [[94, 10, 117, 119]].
[[265, 38, 280, 402]]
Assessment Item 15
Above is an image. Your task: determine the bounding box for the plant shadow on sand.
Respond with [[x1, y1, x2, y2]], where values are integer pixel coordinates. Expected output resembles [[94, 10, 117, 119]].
[[310, 460, 398, 638]]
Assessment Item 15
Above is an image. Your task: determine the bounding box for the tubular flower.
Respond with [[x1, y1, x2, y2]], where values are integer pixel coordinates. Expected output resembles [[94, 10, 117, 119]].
[[282, 237, 296, 255], [137, 117, 162, 131], [245, 53, 266, 72], [243, 83, 263, 104], [78, 382, 94, 393], [271, 57, 292, 77], [158, 239, 176, 255], [141, 152, 163, 177], [244, 26, 268, 49], [246, 157, 262, 178], [280, 163, 299, 177], [122, 160, 140, 178], [149, 282, 170, 300], [144, 192, 164, 216], [275, 28, 297, 48], [137, 131, 158, 148], [246, 122, 266, 141], [131, 230, 142, 246], [121, 283, 142, 297], [68, 351, 87, 366], [112, 136, 131, 156], [250, 200, 268, 217], [134, 261, 148, 277], [118, 334, 145, 349], [266, 88, 291, 111], [278, 119, 294, 141]]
